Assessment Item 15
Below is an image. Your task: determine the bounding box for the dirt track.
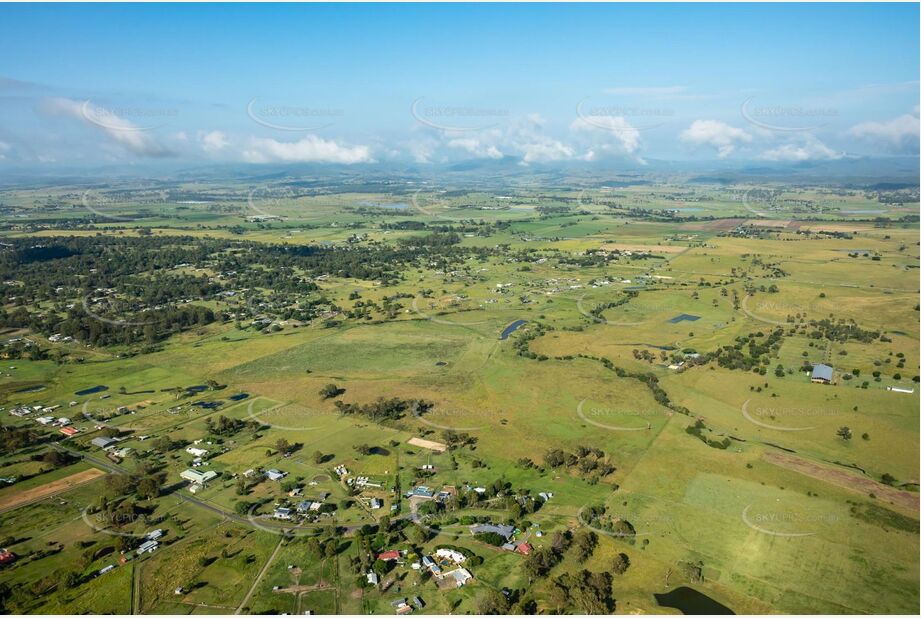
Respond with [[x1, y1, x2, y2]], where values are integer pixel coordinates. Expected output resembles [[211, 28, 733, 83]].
[[763, 451, 919, 513], [0, 467, 106, 513]]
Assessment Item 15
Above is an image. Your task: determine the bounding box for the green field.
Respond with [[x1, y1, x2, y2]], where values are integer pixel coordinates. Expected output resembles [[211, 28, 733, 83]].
[[0, 178, 917, 614]]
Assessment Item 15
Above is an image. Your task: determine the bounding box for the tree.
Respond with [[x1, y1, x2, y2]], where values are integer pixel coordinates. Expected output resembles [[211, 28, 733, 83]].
[[312, 450, 324, 464], [837, 426, 852, 440], [319, 384, 344, 399], [611, 552, 630, 574], [275, 438, 290, 454], [58, 570, 80, 590], [404, 524, 429, 546], [136, 477, 161, 500], [476, 589, 510, 614], [573, 530, 598, 561]]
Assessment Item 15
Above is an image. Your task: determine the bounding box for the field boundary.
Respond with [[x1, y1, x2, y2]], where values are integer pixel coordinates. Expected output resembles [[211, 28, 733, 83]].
[[763, 451, 919, 513]]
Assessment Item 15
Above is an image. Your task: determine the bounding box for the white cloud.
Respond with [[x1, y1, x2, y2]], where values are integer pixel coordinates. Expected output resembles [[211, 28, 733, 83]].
[[848, 109, 920, 153], [571, 115, 641, 155], [518, 138, 574, 164], [447, 137, 503, 159], [200, 130, 229, 153], [242, 135, 372, 164], [680, 120, 752, 158], [406, 138, 437, 163], [41, 97, 173, 157], [760, 137, 844, 162]]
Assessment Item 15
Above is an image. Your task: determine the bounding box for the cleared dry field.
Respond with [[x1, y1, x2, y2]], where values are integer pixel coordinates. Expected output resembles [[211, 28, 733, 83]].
[[0, 467, 106, 513]]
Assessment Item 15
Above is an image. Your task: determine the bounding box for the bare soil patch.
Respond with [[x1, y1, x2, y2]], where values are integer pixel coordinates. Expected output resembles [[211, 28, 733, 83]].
[[0, 467, 106, 513], [763, 451, 919, 513], [407, 437, 448, 452]]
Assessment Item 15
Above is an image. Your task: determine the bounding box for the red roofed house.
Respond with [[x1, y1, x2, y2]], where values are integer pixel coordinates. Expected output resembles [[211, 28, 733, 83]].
[[378, 550, 401, 561], [60, 426, 79, 437], [516, 543, 532, 556], [0, 549, 15, 565]]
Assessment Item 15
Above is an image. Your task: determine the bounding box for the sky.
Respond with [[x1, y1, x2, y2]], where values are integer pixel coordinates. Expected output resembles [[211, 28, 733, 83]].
[[0, 2, 918, 170]]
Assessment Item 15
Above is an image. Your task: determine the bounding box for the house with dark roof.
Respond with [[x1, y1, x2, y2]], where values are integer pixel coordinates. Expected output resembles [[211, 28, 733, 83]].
[[470, 523, 515, 540]]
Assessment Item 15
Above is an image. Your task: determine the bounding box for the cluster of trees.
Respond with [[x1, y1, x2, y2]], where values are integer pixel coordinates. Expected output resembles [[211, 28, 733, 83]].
[[713, 328, 785, 373], [543, 446, 616, 479], [0, 304, 216, 348], [0, 422, 48, 455], [441, 429, 477, 450], [549, 569, 615, 613], [588, 291, 638, 320], [807, 318, 880, 344], [205, 414, 259, 436], [334, 397, 432, 422], [686, 419, 732, 450], [580, 505, 638, 544], [0, 230, 500, 348]]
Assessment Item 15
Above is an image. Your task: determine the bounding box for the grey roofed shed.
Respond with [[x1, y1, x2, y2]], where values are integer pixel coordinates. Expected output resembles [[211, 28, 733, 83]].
[[811, 364, 833, 382]]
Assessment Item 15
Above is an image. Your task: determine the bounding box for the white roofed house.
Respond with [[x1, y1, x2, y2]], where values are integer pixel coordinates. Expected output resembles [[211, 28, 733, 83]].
[[435, 548, 466, 564], [265, 469, 287, 481]]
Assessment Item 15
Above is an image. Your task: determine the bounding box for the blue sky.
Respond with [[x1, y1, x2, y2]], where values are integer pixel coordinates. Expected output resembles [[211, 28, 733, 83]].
[[1, 2, 918, 168]]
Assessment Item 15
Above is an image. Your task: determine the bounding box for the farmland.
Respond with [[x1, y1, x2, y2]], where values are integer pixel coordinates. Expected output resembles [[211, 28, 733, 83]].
[[0, 175, 917, 614]]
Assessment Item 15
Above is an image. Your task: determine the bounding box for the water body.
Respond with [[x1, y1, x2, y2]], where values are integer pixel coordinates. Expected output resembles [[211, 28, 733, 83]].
[[359, 200, 409, 210], [668, 314, 701, 324], [75, 385, 108, 396], [499, 320, 527, 340], [193, 401, 222, 409], [654, 587, 734, 615], [16, 384, 46, 393]]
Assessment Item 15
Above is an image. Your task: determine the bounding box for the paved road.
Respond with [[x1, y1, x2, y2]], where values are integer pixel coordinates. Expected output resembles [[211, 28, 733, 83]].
[[52, 443, 127, 475]]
